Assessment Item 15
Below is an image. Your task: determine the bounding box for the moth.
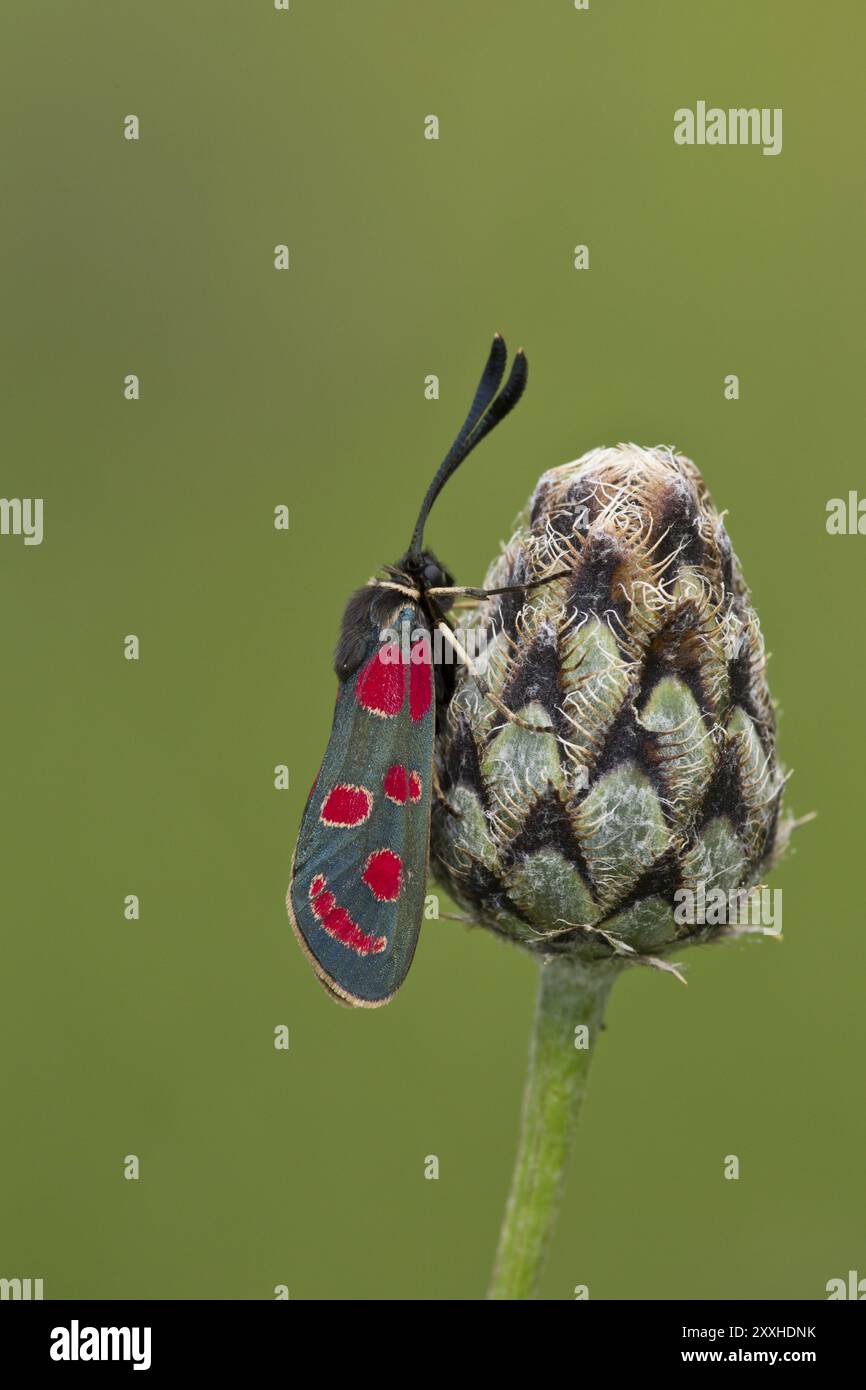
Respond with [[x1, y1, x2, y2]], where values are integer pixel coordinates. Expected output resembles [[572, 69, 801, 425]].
[[287, 336, 553, 1006]]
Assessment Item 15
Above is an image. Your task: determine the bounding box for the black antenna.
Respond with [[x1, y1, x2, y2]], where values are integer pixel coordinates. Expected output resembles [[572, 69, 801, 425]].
[[408, 336, 527, 556]]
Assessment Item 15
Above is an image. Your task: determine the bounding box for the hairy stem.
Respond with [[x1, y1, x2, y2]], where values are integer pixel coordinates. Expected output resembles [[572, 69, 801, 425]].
[[488, 956, 618, 1300]]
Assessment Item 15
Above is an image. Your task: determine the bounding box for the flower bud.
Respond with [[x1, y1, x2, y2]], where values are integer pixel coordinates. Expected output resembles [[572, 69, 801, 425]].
[[431, 444, 789, 965]]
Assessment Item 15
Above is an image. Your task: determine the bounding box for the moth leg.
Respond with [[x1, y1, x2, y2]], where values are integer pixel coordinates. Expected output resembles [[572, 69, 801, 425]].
[[435, 622, 554, 734], [428, 568, 571, 602], [432, 761, 460, 817]]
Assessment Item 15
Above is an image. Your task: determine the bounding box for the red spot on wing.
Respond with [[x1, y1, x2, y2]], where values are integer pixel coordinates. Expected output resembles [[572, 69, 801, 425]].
[[362, 848, 403, 902], [308, 875, 386, 956], [383, 764, 408, 804], [383, 765, 422, 805], [355, 642, 406, 717], [320, 783, 373, 827], [409, 638, 432, 722]]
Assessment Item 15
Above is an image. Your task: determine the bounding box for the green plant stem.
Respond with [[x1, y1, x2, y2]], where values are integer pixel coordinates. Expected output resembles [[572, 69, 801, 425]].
[[488, 956, 618, 1300]]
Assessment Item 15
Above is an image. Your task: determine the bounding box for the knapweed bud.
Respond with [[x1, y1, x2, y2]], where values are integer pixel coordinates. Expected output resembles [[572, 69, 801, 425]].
[[431, 444, 789, 966]]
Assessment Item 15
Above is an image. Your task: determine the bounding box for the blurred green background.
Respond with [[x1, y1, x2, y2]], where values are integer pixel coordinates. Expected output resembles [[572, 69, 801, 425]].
[[0, 1, 862, 1301]]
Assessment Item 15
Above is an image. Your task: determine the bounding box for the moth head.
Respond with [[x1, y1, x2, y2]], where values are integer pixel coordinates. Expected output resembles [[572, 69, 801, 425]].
[[391, 549, 453, 596]]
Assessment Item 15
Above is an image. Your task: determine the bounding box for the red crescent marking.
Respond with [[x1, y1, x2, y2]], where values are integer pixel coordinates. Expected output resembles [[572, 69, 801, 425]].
[[308, 875, 386, 956]]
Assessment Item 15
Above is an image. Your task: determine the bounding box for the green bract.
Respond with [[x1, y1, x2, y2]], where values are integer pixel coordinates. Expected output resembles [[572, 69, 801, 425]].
[[431, 444, 789, 967]]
